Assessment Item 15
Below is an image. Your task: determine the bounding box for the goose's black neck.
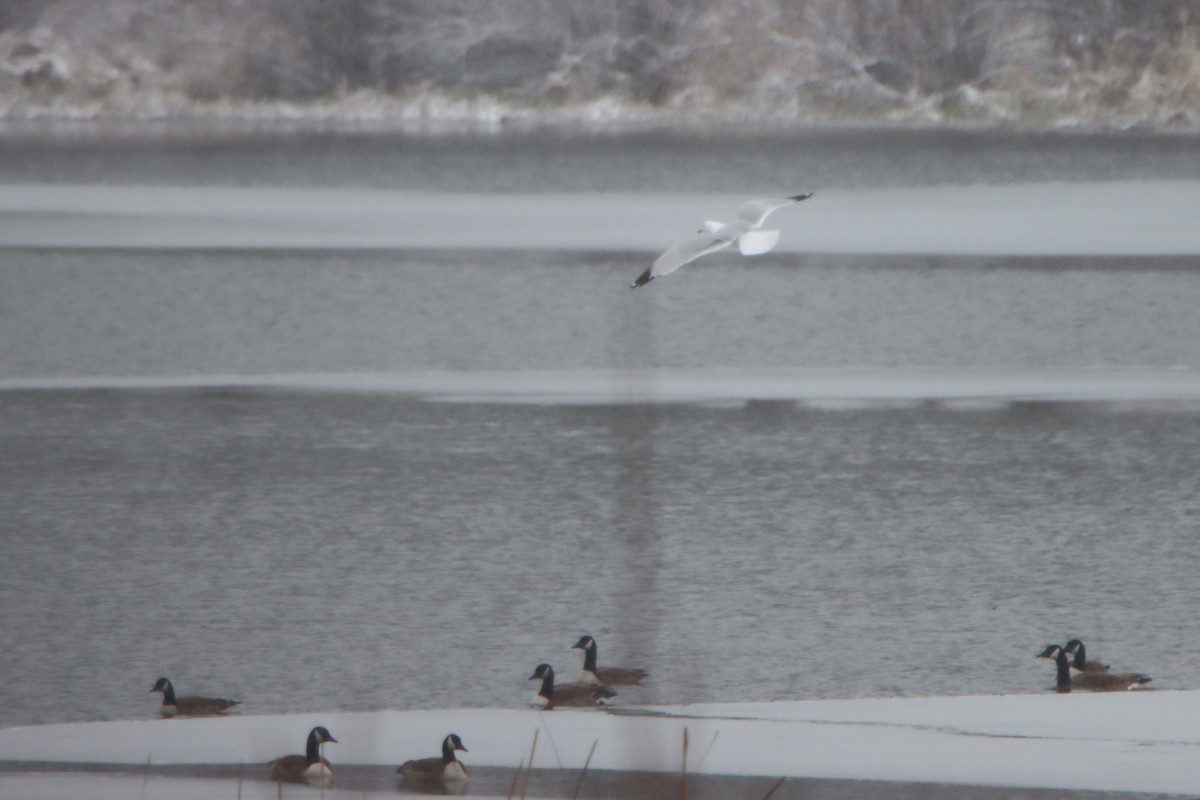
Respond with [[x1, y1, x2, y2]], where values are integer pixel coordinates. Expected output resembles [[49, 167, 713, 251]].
[[1053, 649, 1072, 693], [1070, 642, 1088, 670], [159, 681, 177, 704], [581, 643, 599, 672], [305, 729, 323, 765], [538, 667, 555, 698], [441, 738, 458, 764]]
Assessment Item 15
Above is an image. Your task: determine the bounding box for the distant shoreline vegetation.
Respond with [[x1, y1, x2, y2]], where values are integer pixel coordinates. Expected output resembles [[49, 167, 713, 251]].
[[2, 0, 1199, 134], [0, 88, 1196, 137]]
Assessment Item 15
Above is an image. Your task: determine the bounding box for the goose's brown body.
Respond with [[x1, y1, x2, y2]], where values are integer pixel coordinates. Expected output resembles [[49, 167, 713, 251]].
[[1038, 645, 1150, 693]]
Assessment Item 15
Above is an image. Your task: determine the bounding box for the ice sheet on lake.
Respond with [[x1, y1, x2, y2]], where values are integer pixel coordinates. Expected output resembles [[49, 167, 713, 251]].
[[2, 692, 1200, 795], [3, 367, 1200, 404], [3, 182, 1200, 255]]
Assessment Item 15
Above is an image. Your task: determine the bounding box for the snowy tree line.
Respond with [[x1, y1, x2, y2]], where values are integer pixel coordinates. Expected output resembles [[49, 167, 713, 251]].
[[1, 0, 1198, 128]]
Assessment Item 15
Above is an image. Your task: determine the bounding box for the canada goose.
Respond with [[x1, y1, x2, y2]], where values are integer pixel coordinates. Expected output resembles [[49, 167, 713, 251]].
[[1037, 644, 1150, 693], [270, 725, 337, 784], [396, 733, 468, 787], [1064, 639, 1109, 673], [529, 663, 617, 709], [572, 635, 648, 686], [150, 677, 239, 717]]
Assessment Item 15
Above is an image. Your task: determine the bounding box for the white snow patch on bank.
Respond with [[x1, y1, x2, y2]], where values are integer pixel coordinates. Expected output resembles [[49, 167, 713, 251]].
[[3, 693, 1200, 795], [3, 367, 1200, 405], [2, 182, 1200, 255]]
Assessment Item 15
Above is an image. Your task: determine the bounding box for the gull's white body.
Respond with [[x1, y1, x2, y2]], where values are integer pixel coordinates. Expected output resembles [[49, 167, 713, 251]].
[[632, 194, 812, 288]]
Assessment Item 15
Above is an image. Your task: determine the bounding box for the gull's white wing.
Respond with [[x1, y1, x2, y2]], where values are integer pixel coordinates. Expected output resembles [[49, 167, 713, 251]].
[[736, 194, 813, 228], [653, 230, 735, 277], [631, 231, 734, 287], [737, 229, 780, 255]]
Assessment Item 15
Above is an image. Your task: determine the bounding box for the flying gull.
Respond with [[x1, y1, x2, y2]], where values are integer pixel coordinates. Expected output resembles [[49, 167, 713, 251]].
[[631, 194, 813, 288]]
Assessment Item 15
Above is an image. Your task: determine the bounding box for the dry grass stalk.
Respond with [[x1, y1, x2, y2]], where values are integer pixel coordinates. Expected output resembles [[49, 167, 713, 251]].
[[506, 759, 525, 800], [677, 727, 689, 800], [568, 739, 598, 800], [761, 776, 786, 800], [519, 728, 539, 800]]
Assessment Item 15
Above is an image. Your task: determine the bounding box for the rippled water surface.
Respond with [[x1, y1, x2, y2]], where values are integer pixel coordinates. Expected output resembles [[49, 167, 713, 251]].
[[3, 381, 1200, 728], [2, 131, 1200, 761]]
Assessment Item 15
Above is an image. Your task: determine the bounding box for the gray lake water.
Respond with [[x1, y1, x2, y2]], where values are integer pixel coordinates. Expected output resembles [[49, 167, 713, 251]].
[[1, 129, 1199, 800]]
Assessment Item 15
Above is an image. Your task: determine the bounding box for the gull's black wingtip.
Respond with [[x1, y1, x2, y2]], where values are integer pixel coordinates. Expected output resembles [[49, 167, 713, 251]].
[[788, 192, 814, 202], [631, 269, 654, 288]]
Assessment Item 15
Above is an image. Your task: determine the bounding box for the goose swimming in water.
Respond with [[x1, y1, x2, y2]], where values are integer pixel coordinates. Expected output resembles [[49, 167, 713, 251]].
[[150, 677, 239, 717], [1037, 644, 1150, 693], [270, 725, 337, 784], [1064, 639, 1109, 673], [572, 635, 648, 686], [396, 733, 469, 788], [529, 663, 617, 708]]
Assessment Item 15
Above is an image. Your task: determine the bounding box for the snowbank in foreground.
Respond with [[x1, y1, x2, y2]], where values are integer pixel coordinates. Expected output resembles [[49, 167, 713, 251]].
[[2, 692, 1199, 795]]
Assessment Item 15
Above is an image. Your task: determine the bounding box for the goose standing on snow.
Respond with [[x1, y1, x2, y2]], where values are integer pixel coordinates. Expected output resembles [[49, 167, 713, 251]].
[[270, 725, 337, 784], [396, 733, 469, 788], [150, 677, 239, 717], [573, 635, 648, 686], [1037, 644, 1150, 693], [631, 194, 813, 288], [1064, 639, 1109, 673], [529, 662, 616, 708]]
